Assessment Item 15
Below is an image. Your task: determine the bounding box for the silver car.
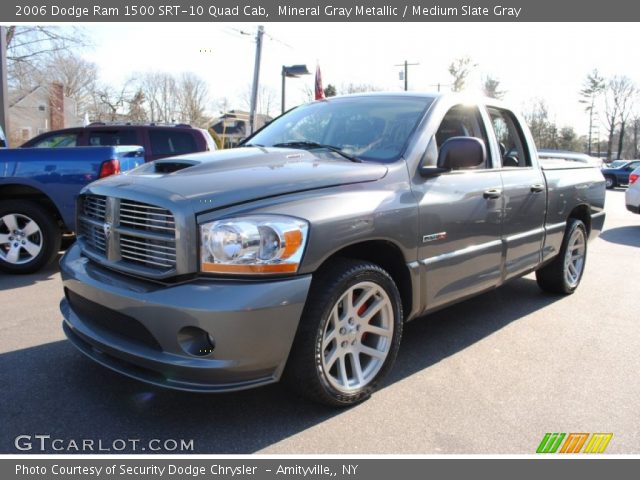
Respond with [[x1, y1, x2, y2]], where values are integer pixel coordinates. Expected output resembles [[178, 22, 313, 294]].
[[626, 166, 640, 213]]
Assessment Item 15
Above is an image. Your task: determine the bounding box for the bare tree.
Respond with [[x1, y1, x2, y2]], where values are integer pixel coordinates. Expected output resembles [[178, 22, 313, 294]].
[[90, 81, 131, 122], [240, 84, 278, 116], [138, 72, 178, 122], [579, 70, 606, 156], [44, 51, 98, 116], [604, 76, 636, 160], [632, 116, 640, 159], [5, 26, 88, 92], [176, 73, 209, 127], [448, 56, 476, 92], [482, 75, 505, 99], [523, 99, 559, 149], [299, 83, 315, 103], [339, 83, 382, 94], [127, 89, 148, 122], [216, 97, 231, 115]]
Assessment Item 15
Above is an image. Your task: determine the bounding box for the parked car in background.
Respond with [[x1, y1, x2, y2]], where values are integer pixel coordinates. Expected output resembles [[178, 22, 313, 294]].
[[601, 160, 640, 189], [605, 159, 629, 169], [625, 166, 640, 213], [0, 145, 144, 273], [21, 123, 216, 163], [60, 93, 606, 406], [538, 149, 604, 167]]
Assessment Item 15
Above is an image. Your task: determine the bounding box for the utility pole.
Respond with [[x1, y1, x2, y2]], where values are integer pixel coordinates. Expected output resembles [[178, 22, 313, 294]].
[[0, 26, 10, 146], [428, 82, 451, 92], [394, 60, 419, 91], [248, 25, 264, 136]]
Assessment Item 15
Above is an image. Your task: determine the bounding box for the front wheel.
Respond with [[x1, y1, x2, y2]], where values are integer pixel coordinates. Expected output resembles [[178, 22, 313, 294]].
[[0, 200, 61, 274], [536, 219, 587, 294], [284, 259, 403, 407]]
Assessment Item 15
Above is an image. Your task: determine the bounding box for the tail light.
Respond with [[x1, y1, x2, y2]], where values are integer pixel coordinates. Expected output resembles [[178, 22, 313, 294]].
[[98, 159, 121, 178], [630, 173, 639, 185]]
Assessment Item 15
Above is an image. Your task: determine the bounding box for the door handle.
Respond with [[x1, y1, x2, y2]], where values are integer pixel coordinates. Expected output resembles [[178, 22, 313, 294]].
[[483, 188, 502, 199], [530, 183, 545, 193]]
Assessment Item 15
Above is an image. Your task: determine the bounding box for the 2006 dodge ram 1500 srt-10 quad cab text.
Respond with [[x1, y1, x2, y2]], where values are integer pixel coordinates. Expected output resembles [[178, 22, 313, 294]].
[[59, 93, 606, 406]]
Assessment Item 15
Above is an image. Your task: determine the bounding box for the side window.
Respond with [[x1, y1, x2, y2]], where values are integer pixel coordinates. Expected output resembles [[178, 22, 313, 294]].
[[88, 129, 137, 146], [487, 108, 531, 168], [432, 105, 490, 169], [626, 161, 640, 171], [32, 133, 78, 148], [149, 131, 198, 155]]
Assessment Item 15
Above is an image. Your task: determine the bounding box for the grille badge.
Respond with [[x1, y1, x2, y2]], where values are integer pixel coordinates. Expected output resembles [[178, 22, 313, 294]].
[[102, 222, 112, 240]]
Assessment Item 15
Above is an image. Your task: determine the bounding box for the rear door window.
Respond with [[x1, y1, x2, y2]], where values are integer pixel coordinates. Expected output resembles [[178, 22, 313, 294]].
[[487, 108, 531, 168], [149, 130, 198, 155], [88, 129, 138, 146]]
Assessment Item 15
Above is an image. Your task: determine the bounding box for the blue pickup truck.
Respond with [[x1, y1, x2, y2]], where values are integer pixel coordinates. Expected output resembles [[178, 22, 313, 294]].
[[0, 145, 144, 273]]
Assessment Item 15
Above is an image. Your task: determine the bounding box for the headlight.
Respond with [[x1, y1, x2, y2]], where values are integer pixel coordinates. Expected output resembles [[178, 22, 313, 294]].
[[200, 215, 308, 274]]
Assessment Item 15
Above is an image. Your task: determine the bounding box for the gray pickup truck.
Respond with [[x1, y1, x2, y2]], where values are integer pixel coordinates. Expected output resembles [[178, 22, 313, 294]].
[[59, 93, 606, 406]]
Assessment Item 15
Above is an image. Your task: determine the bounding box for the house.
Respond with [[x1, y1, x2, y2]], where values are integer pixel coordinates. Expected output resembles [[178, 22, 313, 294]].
[[8, 82, 81, 145], [210, 110, 272, 148]]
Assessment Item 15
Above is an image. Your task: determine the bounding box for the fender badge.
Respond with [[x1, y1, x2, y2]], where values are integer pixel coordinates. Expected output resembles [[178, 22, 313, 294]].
[[422, 232, 447, 243]]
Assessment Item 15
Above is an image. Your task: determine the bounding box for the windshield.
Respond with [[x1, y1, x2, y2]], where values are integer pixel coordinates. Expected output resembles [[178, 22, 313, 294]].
[[248, 96, 433, 163]]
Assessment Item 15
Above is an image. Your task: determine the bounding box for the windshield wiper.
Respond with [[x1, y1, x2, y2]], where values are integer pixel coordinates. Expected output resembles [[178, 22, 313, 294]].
[[273, 141, 361, 162]]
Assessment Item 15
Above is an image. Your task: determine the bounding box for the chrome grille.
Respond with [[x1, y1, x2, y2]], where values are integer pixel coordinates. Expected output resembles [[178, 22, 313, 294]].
[[119, 200, 176, 234], [81, 195, 106, 221], [78, 221, 107, 255], [78, 194, 177, 275], [120, 234, 176, 269]]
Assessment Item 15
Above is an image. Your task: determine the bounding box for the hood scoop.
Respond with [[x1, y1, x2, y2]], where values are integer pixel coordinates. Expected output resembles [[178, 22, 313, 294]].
[[153, 159, 199, 174]]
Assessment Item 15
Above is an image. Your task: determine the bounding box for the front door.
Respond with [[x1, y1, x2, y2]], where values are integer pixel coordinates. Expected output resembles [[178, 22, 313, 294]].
[[414, 105, 504, 312]]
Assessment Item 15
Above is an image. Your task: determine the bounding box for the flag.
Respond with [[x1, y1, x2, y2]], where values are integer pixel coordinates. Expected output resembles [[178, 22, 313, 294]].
[[315, 64, 325, 100]]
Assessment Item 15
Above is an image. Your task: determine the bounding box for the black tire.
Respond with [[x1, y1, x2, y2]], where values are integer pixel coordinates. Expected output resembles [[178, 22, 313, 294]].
[[283, 258, 403, 407], [0, 200, 61, 274], [536, 219, 587, 295], [604, 176, 616, 189]]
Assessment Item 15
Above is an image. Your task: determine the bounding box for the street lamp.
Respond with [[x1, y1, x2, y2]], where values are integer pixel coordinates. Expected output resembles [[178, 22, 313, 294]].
[[281, 64, 310, 114]]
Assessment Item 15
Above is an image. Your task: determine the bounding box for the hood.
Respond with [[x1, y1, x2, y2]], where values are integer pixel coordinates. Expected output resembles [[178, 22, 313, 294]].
[[85, 147, 388, 213]]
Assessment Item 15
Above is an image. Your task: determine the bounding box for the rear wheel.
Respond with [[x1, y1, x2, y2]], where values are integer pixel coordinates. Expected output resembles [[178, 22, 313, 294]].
[[536, 219, 587, 294], [0, 201, 61, 274], [284, 259, 403, 407], [604, 176, 616, 189]]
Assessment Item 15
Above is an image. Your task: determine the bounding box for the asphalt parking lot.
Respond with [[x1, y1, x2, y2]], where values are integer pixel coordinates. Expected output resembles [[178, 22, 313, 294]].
[[1, 189, 639, 454]]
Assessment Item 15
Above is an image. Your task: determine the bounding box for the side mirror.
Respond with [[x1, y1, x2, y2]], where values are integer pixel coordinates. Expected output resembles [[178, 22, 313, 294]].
[[437, 137, 486, 170]]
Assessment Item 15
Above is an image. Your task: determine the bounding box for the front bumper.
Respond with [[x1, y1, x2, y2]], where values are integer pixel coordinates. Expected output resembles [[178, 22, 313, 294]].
[[60, 243, 312, 392]]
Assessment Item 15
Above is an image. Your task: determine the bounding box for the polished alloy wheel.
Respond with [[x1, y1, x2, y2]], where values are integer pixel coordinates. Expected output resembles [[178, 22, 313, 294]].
[[320, 281, 394, 393], [564, 226, 586, 288], [0, 214, 43, 265]]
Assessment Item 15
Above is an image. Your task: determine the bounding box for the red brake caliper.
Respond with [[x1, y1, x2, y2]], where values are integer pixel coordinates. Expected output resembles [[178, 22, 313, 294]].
[[358, 301, 368, 342]]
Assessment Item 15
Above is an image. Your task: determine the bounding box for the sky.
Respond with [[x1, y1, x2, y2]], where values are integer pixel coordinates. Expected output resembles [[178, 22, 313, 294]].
[[82, 22, 640, 134]]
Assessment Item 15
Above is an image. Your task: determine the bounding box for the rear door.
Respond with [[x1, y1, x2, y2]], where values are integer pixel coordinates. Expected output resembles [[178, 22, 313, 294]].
[[486, 106, 546, 279], [87, 128, 140, 149], [147, 129, 199, 161], [414, 104, 504, 311]]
